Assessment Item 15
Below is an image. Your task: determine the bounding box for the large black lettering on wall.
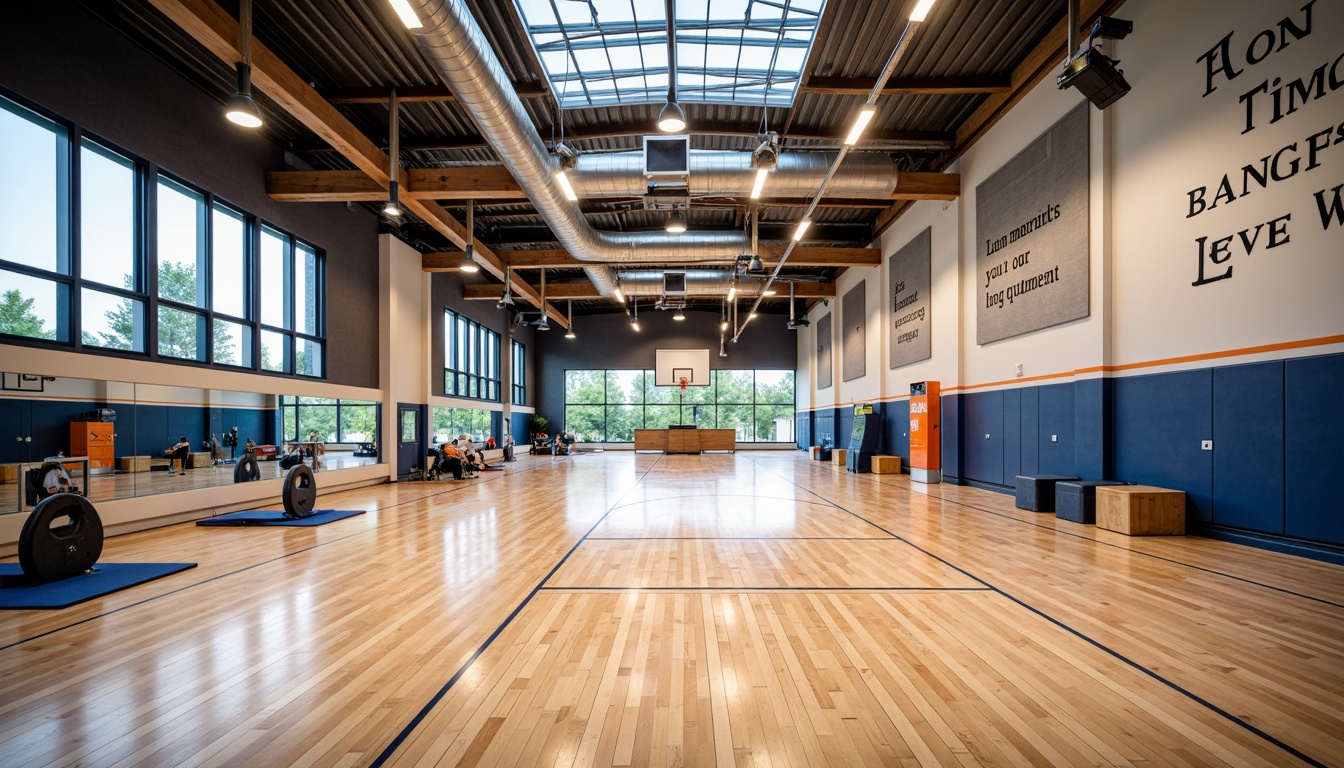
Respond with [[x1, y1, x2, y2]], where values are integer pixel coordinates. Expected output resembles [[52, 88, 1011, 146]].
[[889, 227, 932, 369], [975, 103, 1090, 344]]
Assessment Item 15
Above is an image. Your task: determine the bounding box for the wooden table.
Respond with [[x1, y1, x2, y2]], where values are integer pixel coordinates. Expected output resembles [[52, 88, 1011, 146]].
[[633, 429, 736, 454]]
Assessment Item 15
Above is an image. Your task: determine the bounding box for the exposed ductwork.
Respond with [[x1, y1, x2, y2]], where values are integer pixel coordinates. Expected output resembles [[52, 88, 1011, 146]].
[[407, 0, 745, 301], [615, 270, 741, 297], [569, 151, 900, 199]]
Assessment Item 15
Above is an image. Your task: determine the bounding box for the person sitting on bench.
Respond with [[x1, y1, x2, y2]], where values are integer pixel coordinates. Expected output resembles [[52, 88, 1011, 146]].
[[42, 463, 75, 496], [502, 433, 516, 462], [531, 431, 550, 455], [164, 436, 191, 475], [438, 442, 463, 480], [553, 431, 577, 456]]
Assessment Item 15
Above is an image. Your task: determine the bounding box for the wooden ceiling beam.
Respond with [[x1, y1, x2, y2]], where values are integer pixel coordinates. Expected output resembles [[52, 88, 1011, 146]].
[[453, 246, 880, 270], [871, 0, 1126, 238], [463, 282, 837, 301], [801, 75, 1012, 95], [268, 170, 957, 204], [149, 0, 565, 328]]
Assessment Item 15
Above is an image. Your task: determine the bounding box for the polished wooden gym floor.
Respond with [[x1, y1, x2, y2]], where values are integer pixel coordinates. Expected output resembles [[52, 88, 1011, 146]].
[[2, 452, 1342, 767]]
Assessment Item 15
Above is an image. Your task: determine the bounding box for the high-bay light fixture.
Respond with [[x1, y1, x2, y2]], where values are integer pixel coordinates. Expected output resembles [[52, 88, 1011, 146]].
[[225, 0, 263, 128], [630, 299, 641, 332], [673, 307, 686, 321], [657, 0, 687, 133], [498, 265, 515, 309], [749, 134, 778, 200], [565, 300, 576, 339], [461, 200, 479, 272], [554, 141, 579, 202], [383, 89, 402, 217], [665, 209, 687, 235], [388, 0, 423, 28]]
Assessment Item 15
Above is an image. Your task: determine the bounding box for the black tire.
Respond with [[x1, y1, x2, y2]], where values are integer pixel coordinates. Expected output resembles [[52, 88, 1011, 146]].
[[282, 464, 317, 518], [19, 494, 104, 583]]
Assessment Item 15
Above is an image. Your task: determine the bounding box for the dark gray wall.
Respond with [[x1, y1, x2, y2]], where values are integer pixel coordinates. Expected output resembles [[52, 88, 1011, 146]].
[[430, 272, 536, 405], [534, 307, 797, 428], [0, 1, 380, 388]]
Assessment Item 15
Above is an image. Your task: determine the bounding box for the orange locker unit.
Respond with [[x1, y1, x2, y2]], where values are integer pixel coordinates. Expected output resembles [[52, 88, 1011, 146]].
[[70, 421, 116, 469], [909, 381, 941, 484]]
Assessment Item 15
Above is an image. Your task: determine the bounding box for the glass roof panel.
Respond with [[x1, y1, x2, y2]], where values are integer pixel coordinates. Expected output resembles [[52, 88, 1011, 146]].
[[514, 0, 826, 109]]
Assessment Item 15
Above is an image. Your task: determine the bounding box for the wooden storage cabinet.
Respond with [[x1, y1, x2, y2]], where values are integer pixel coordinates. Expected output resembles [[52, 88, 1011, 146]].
[[633, 428, 735, 454], [70, 421, 115, 469], [697, 430, 736, 452], [633, 430, 668, 452]]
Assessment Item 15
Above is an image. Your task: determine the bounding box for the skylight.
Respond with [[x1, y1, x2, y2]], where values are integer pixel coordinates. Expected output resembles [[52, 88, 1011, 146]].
[[515, 0, 827, 109]]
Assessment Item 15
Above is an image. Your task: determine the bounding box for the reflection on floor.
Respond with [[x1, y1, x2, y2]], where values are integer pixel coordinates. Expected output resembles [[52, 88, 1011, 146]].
[[0, 452, 380, 515]]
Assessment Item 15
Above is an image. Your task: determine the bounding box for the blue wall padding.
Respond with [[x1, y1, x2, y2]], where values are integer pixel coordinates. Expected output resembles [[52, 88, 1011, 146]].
[[1286, 354, 1344, 545], [1113, 369, 1213, 523], [963, 390, 1005, 486], [1213, 362, 1285, 534], [1038, 382, 1076, 477]]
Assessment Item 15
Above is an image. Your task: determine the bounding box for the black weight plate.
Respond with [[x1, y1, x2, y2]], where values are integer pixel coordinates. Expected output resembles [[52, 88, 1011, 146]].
[[19, 494, 104, 583], [282, 464, 317, 518], [233, 454, 261, 483]]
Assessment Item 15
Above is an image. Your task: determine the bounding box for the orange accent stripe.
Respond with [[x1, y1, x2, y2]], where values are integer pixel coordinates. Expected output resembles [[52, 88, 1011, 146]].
[[796, 334, 1344, 412]]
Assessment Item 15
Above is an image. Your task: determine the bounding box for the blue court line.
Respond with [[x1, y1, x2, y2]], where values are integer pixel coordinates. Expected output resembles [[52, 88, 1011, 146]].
[[368, 455, 667, 768], [854, 471, 1344, 611], [0, 462, 552, 653], [746, 456, 1330, 768]]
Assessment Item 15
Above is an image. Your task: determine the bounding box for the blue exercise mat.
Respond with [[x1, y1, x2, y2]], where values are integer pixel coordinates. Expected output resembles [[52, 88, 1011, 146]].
[[0, 562, 197, 610], [196, 509, 366, 527]]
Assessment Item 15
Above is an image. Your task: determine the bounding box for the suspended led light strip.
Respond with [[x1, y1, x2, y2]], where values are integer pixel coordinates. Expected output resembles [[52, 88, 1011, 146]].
[[555, 169, 578, 201], [749, 167, 769, 199], [844, 105, 877, 146], [734, 0, 938, 342], [389, 0, 423, 29]]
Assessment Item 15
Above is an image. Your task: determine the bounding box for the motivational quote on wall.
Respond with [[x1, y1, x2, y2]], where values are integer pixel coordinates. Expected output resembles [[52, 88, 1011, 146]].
[[889, 227, 932, 369], [975, 103, 1090, 345], [1187, 0, 1343, 286]]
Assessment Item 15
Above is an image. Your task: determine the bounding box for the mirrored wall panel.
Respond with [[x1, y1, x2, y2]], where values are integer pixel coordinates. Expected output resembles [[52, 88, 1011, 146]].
[[0, 373, 383, 515]]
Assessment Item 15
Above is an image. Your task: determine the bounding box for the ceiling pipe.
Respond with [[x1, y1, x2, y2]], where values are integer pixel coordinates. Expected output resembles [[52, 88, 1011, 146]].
[[404, 0, 746, 298], [612, 270, 771, 296]]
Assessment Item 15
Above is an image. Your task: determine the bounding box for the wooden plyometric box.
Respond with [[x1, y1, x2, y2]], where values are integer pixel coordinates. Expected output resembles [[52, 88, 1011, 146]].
[[0, 464, 19, 484], [117, 456, 153, 473], [188, 451, 212, 469], [831, 448, 848, 466], [871, 455, 902, 474], [1096, 485, 1186, 536]]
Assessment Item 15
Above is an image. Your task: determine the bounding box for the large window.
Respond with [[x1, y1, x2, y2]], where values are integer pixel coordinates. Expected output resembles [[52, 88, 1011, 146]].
[[0, 92, 323, 377], [432, 407, 494, 444], [511, 339, 525, 405], [563, 369, 795, 442], [444, 309, 500, 401], [279, 396, 379, 443]]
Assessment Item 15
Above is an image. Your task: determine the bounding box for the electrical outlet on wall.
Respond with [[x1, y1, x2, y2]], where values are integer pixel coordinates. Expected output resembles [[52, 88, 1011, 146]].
[[1015, 363, 1023, 377], [1051, 434, 1057, 442], [1201, 440, 1213, 451]]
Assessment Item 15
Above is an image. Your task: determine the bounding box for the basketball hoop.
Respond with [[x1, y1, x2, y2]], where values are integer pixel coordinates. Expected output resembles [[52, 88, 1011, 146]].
[[679, 376, 688, 392]]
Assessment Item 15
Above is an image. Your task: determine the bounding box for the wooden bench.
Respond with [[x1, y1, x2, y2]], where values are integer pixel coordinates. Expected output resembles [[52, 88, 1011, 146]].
[[1097, 485, 1186, 535], [871, 455, 902, 474], [832, 448, 848, 466], [117, 455, 153, 472]]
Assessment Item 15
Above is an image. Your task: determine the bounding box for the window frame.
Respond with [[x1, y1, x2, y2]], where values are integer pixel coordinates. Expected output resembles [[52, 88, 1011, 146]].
[[511, 339, 526, 405], [0, 87, 326, 379], [444, 309, 501, 402]]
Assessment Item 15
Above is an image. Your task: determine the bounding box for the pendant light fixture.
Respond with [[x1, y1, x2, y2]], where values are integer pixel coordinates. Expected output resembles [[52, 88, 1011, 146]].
[[630, 299, 641, 332], [461, 200, 479, 272], [535, 269, 550, 331], [665, 209, 687, 234], [225, 0, 263, 128], [383, 89, 402, 217], [658, 0, 687, 133], [673, 308, 686, 321], [565, 300, 576, 339]]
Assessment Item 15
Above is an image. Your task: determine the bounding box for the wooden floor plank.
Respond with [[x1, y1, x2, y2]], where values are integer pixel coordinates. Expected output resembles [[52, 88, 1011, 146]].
[[0, 451, 1340, 766]]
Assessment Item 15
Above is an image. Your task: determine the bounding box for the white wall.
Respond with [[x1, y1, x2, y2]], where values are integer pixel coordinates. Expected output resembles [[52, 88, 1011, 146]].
[[378, 233, 432, 478], [800, 0, 1344, 411]]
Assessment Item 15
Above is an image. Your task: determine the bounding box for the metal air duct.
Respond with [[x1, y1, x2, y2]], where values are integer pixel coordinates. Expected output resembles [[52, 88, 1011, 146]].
[[406, 0, 746, 284], [569, 151, 900, 199]]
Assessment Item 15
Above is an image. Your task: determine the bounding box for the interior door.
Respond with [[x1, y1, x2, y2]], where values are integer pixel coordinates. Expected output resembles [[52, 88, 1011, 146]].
[[0, 399, 34, 464], [396, 404, 421, 478]]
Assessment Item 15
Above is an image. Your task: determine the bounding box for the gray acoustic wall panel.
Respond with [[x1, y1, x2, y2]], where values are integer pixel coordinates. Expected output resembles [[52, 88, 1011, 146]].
[[976, 102, 1089, 345], [842, 281, 867, 382], [889, 227, 932, 369], [816, 313, 833, 390]]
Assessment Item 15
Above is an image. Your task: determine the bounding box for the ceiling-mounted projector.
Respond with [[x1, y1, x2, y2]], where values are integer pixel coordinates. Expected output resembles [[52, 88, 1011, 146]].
[[786, 317, 811, 330]]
